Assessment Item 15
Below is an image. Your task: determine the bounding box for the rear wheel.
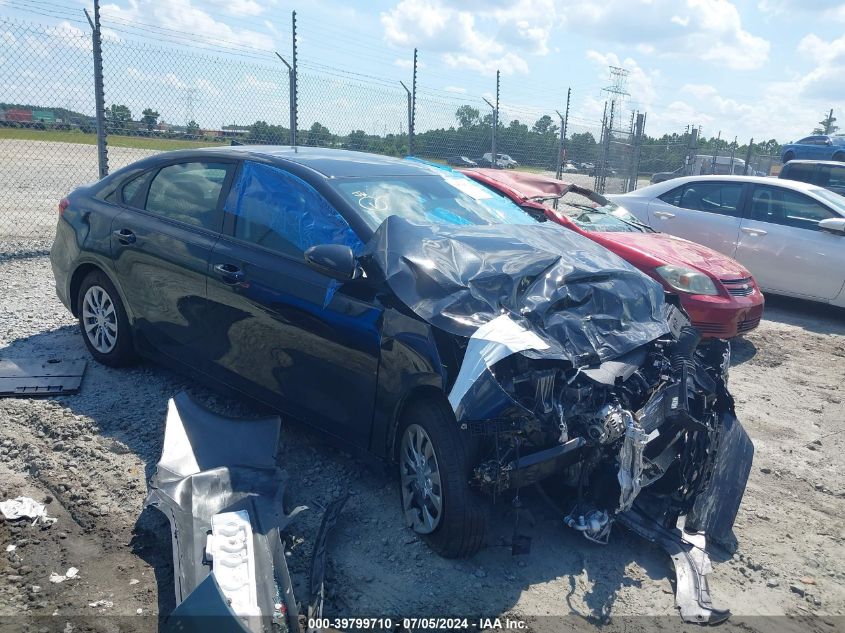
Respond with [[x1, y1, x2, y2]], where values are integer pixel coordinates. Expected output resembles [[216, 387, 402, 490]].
[[833, 152, 845, 162], [397, 398, 487, 558], [782, 151, 795, 163], [77, 270, 135, 367]]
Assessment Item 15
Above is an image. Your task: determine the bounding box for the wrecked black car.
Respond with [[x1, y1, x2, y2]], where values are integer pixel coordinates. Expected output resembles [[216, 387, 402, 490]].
[[51, 148, 751, 579]]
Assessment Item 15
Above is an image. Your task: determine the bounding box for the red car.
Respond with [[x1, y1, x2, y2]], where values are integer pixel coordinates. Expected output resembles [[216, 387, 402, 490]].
[[461, 169, 764, 338]]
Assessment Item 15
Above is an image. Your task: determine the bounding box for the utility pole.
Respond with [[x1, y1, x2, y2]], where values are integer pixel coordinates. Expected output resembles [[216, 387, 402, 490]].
[[555, 87, 571, 180], [729, 135, 737, 173], [84, 0, 107, 177], [825, 108, 834, 134]]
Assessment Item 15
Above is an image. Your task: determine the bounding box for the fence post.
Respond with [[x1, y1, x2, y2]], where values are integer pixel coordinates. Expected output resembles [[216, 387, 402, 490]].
[[628, 112, 645, 192], [400, 81, 413, 155], [275, 52, 294, 145], [743, 138, 754, 175], [594, 101, 608, 192], [84, 0, 108, 178], [290, 11, 298, 147], [555, 87, 570, 180], [410, 48, 417, 156]]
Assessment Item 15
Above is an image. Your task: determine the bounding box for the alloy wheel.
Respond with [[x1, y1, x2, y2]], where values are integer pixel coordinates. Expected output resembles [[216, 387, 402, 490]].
[[82, 285, 118, 354], [400, 423, 444, 534]]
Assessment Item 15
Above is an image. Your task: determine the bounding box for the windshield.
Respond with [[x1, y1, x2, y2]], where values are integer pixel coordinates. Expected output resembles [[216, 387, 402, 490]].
[[811, 188, 845, 214], [551, 191, 653, 233], [330, 173, 535, 230]]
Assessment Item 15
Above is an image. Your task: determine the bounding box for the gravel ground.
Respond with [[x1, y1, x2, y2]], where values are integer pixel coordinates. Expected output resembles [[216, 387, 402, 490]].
[[0, 249, 843, 632]]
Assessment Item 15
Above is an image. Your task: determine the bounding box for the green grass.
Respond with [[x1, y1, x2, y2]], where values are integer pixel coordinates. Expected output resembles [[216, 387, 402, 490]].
[[0, 128, 218, 151]]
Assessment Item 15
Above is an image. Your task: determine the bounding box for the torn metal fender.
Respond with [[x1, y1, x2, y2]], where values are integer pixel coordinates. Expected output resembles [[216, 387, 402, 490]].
[[619, 508, 731, 625], [686, 412, 754, 552]]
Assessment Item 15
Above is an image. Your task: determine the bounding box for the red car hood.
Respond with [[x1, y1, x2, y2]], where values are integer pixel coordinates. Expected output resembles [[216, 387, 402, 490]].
[[592, 231, 751, 280]]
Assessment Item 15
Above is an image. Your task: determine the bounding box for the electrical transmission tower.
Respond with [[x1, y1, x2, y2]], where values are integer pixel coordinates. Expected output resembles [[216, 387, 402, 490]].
[[184, 87, 198, 126], [601, 66, 630, 131]]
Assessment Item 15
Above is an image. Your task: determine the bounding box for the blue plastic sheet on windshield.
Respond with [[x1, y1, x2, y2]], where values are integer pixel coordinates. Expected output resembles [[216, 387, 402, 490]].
[[225, 161, 364, 255], [404, 157, 534, 226]]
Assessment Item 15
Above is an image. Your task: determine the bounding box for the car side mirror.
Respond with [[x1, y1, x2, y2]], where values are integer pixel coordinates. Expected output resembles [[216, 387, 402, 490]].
[[304, 244, 362, 281], [818, 218, 845, 235]]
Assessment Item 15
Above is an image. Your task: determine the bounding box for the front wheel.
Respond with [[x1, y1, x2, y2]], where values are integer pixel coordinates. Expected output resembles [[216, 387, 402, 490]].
[[398, 398, 487, 558], [782, 151, 795, 163], [77, 270, 136, 367], [833, 152, 845, 162]]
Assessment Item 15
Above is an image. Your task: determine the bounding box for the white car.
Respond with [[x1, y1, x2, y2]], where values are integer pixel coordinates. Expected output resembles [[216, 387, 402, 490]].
[[482, 152, 519, 169], [609, 176, 845, 307]]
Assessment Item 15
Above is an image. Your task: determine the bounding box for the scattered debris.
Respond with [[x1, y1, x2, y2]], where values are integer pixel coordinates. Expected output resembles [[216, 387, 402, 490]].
[[790, 584, 806, 597], [0, 496, 56, 525], [5, 544, 15, 552], [0, 358, 86, 397], [49, 567, 79, 584], [88, 599, 113, 608]]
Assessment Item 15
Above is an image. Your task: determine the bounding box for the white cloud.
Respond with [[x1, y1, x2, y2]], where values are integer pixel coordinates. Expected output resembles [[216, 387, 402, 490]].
[[380, 0, 553, 77], [444, 85, 467, 93], [101, 0, 275, 51], [559, 0, 769, 70], [226, 0, 264, 17]]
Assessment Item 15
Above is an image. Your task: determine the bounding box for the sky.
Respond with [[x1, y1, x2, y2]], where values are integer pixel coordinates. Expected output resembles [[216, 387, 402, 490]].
[[1, 0, 843, 142]]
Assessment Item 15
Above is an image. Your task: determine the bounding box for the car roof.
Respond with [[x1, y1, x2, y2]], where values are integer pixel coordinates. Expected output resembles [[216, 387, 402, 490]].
[[784, 160, 845, 166], [630, 174, 822, 194], [151, 145, 435, 178]]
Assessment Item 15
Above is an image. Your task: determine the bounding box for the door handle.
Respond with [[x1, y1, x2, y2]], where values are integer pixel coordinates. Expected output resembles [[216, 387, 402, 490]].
[[213, 263, 245, 285], [653, 211, 676, 219], [112, 228, 136, 245], [741, 227, 767, 236]]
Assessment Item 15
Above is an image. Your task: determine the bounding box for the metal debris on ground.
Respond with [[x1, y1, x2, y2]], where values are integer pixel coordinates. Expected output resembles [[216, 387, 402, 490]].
[[0, 358, 87, 396]]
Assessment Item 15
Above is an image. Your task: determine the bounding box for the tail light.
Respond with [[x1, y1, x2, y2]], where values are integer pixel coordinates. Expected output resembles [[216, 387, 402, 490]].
[[58, 197, 70, 215]]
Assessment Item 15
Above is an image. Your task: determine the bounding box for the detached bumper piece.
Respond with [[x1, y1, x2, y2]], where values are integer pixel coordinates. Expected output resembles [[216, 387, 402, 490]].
[[619, 508, 730, 625], [146, 392, 345, 633]]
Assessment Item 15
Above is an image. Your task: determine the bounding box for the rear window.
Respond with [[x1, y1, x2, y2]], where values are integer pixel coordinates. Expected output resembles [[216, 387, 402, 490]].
[[782, 163, 815, 184]]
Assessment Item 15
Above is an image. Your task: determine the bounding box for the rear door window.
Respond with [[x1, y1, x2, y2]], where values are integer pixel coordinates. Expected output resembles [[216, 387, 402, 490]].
[[676, 182, 744, 216], [749, 185, 836, 230], [145, 162, 233, 231]]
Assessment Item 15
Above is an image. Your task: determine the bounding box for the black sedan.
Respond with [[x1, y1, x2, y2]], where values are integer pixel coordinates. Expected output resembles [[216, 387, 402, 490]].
[[446, 155, 477, 167], [51, 147, 751, 563]]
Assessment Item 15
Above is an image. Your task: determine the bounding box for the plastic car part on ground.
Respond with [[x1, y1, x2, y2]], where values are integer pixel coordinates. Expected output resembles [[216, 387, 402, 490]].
[[0, 358, 86, 396], [145, 391, 346, 633]]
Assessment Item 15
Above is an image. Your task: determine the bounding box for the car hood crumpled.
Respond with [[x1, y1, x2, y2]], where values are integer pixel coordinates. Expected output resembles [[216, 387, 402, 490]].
[[362, 216, 670, 366]]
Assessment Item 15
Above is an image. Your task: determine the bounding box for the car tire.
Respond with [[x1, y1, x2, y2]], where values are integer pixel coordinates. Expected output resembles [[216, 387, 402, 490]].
[[783, 151, 795, 163], [76, 270, 136, 367], [833, 152, 845, 162], [397, 397, 487, 558]]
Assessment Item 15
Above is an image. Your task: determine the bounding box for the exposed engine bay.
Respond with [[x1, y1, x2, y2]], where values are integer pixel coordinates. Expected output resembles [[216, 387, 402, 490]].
[[466, 319, 734, 545]]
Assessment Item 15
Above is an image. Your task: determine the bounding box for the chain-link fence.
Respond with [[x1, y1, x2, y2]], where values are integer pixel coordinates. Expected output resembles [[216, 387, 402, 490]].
[[1, 12, 664, 249]]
